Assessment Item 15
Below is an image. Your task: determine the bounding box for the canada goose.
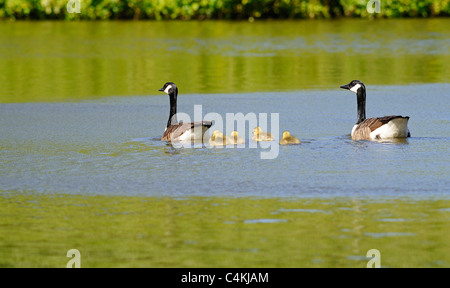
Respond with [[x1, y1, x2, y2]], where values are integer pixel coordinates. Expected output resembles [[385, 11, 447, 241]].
[[340, 80, 411, 141], [279, 131, 301, 145], [159, 82, 213, 142], [229, 131, 245, 145], [252, 127, 274, 141], [208, 130, 228, 146]]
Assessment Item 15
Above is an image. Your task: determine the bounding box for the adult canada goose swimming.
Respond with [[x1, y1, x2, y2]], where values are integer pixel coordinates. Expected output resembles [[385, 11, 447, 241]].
[[252, 127, 274, 141], [229, 131, 245, 145], [340, 80, 411, 141], [209, 130, 229, 146], [159, 82, 213, 142], [279, 131, 301, 145]]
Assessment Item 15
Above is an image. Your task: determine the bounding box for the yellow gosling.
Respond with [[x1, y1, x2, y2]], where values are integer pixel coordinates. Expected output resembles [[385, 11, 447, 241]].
[[208, 130, 219, 145], [209, 130, 228, 146], [229, 131, 245, 145], [209, 130, 220, 140], [252, 126, 274, 141], [279, 131, 301, 145]]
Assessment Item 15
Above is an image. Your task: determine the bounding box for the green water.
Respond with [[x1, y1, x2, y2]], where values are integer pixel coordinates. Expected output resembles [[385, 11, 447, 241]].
[[0, 19, 449, 268], [1, 194, 449, 268], [0, 19, 449, 103]]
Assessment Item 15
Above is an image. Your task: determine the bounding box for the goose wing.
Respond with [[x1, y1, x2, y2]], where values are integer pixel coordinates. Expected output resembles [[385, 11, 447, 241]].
[[161, 121, 213, 141], [353, 116, 409, 140]]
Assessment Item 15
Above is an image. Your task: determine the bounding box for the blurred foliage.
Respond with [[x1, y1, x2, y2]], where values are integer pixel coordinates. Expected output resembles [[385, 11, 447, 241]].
[[0, 0, 449, 20]]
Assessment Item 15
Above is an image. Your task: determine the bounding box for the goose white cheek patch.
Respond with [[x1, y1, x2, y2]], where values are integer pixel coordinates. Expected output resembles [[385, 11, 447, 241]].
[[164, 85, 172, 94], [350, 83, 361, 93]]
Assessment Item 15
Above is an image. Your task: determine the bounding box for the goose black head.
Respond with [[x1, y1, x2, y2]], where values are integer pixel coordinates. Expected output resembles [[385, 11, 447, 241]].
[[340, 80, 366, 94], [159, 82, 178, 96], [341, 80, 367, 124]]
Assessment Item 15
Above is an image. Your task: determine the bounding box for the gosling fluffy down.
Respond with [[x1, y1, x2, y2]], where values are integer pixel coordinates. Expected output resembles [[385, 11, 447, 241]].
[[252, 127, 274, 141], [209, 130, 229, 146], [229, 131, 245, 145], [279, 131, 301, 145]]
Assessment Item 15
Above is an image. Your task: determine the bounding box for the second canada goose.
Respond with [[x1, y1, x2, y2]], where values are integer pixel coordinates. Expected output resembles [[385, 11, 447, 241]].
[[340, 80, 411, 141], [229, 131, 245, 145], [279, 131, 301, 145], [252, 127, 274, 141], [159, 82, 213, 142]]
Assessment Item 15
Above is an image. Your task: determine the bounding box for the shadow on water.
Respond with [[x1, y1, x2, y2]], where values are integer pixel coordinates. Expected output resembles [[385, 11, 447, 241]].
[[371, 138, 410, 145], [335, 134, 410, 146]]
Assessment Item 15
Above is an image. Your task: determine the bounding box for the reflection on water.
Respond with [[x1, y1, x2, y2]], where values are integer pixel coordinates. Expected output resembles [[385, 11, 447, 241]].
[[364, 232, 417, 238], [0, 19, 449, 103], [0, 194, 448, 267]]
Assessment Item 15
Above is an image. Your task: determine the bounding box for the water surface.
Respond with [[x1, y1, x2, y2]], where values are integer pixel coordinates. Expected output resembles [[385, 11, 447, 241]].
[[1, 85, 449, 198], [0, 20, 449, 267], [0, 19, 449, 102], [1, 194, 448, 268]]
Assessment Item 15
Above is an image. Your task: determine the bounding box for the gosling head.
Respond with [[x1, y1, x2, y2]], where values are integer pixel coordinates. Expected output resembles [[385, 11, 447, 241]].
[[282, 131, 291, 138], [340, 80, 365, 94], [253, 127, 262, 135], [230, 131, 239, 138], [210, 130, 220, 140], [158, 82, 178, 95]]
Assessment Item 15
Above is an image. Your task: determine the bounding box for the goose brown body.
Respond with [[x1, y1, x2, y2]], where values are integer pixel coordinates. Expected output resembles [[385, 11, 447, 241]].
[[351, 116, 410, 141], [161, 121, 213, 142]]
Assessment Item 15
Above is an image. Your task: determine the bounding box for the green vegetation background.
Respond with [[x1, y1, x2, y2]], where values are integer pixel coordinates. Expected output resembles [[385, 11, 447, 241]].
[[1, 0, 449, 20]]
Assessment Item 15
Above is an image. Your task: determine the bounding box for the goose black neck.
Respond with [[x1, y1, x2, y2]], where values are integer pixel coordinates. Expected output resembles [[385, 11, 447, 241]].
[[356, 88, 366, 124], [167, 90, 178, 128]]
